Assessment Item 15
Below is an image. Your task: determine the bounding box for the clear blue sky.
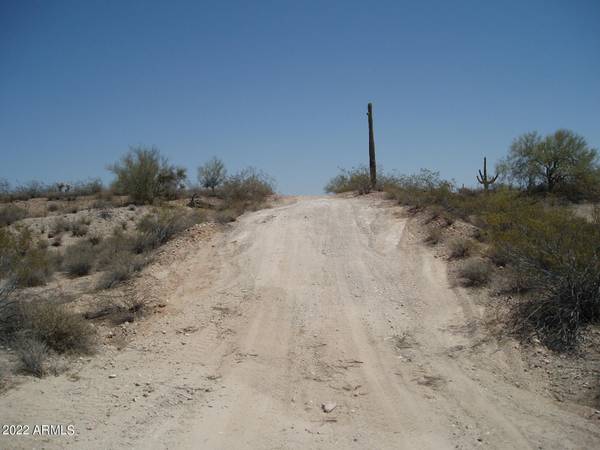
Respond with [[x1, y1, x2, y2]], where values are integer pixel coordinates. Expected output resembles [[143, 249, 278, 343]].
[[1, 0, 599, 194]]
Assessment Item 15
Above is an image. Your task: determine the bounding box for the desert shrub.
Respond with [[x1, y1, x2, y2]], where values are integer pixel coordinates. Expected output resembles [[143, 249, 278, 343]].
[[0, 204, 28, 226], [63, 241, 95, 276], [134, 208, 202, 253], [215, 209, 238, 224], [423, 205, 454, 226], [97, 209, 112, 220], [459, 258, 492, 287], [47, 202, 59, 212], [50, 234, 63, 247], [14, 336, 48, 377], [18, 301, 95, 354], [448, 238, 474, 259], [50, 217, 70, 236], [0, 178, 10, 201], [424, 227, 442, 245], [0, 281, 17, 338], [15, 249, 55, 287], [12, 181, 47, 200], [95, 230, 136, 269], [383, 169, 455, 209], [0, 228, 55, 287], [97, 252, 146, 289], [37, 238, 49, 250], [92, 199, 112, 210], [497, 129, 600, 200], [495, 267, 535, 295], [71, 178, 103, 197], [485, 245, 508, 267], [488, 205, 600, 349], [325, 166, 372, 195], [109, 146, 187, 204], [198, 157, 227, 193], [87, 234, 102, 246], [70, 218, 89, 237], [218, 168, 274, 206]]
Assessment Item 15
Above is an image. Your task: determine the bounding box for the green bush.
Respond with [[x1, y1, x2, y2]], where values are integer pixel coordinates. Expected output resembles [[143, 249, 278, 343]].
[[109, 146, 187, 204], [218, 168, 274, 206], [488, 205, 600, 349], [496, 129, 600, 200], [325, 166, 372, 195]]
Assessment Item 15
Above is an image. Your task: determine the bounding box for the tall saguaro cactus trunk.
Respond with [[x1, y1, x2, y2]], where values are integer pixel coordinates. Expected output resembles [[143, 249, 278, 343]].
[[367, 103, 377, 189], [476, 157, 499, 192]]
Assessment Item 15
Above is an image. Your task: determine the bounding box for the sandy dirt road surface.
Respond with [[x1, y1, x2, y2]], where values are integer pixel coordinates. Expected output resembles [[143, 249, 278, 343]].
[[1, 196, 599, 449]]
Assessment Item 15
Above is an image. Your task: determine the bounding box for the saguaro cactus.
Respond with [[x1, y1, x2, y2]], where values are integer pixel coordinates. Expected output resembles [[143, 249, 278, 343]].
[[476, 157, 498, 192], [367, 103, 377, 189]]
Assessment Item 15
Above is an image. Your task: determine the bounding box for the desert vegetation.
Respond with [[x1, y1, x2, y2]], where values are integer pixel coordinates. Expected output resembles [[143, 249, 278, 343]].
[[109, 146, 187, 204], [325, 166, 373, 195], [0, 147, 275, 382], [327, 129, 600, 351]]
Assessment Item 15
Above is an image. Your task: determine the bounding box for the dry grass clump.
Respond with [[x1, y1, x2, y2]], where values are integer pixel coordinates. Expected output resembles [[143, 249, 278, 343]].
[[0, 204, 28, 226], [49, 217, 70, 236], [215, 209, 238, 224], [87, 234, 102, 246], [63, 241, 95, 276], [47, 202, 59, 212], [97, 252, 146, 289], [0, 228, 57, 287], [424, 227, 442, 245], [133, 207, 203, 253], [18, 301, 96, 354], [95, 229, 135, 267], [1, 292, 96, 377], [15, 248, 55, 287], [70, 218, 89, 237], [458, 258, 492, 287], [448, 238, 474, 259], [50, 234, 63, 247], [14, 336, 49, 377]]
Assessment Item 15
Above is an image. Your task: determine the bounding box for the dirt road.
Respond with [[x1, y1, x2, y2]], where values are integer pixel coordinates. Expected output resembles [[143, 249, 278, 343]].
[[2, 196, 598, 449]]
